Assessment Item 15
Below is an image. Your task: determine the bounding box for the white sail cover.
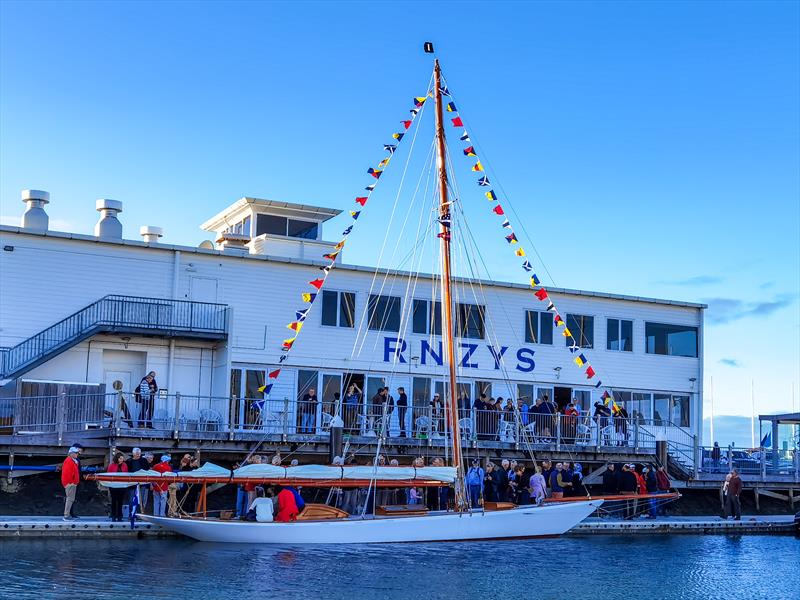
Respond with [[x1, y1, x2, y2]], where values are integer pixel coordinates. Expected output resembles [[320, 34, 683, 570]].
[[97, 463, 457, 485], [97, 469, 168, 488]]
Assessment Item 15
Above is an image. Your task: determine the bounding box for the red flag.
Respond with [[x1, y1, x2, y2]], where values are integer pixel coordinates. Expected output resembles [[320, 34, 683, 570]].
[[437, 231, 451, 241], [355, 197, 368, 206], [451, 117, 463, 127], [402, 120, 412, 129], [268, 369, 281, 379], [586, 366, 596, 379], [492, 204, 504, 216], [309, 278, 324, 290], [534, 288, 548, 301]]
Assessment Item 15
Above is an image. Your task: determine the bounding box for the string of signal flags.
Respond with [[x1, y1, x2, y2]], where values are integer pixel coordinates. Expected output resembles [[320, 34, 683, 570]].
[[253, 91, 432, 408], [441, 79, 622, 414]]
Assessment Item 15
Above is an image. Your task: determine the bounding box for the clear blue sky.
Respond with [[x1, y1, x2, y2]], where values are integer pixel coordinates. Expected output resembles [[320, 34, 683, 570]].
[[1, 1, 798, 421]]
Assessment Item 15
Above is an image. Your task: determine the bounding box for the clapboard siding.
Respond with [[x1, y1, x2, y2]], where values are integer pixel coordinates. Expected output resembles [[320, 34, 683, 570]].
[[0, 228, 703, 431]]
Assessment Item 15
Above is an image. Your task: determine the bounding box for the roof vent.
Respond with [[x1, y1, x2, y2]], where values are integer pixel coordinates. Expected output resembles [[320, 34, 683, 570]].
[[20, 189, 50, 232], [94, 199, 123, 239], [215, 232, 250, 256], [139, 225, 163, 244]]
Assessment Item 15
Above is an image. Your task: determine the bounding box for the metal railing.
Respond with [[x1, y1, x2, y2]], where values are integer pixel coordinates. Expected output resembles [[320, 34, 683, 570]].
[[0, 392, 688, 454], [0, 295, 228, 379], [697, 444, 799, 478]]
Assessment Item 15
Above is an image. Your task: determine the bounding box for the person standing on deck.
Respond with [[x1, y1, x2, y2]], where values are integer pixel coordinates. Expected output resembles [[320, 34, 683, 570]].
[[529, 467, 547, 505], [126, 447, 151, 515], [466, 459, 485, 508], [135, 373, 156, 428], [107, 452, 129, 522], [151, 454, 173, 517], [395, 387, 408, 437], [540, 460, 553, 497], [711, 442, 722, 473], [299, 388, 318, 434], [727, 469, 743, 520], [618, 464, 638, 520], [644, 466, 658, 519], [61, 447, 81, 521], [343, 383, 361, 434], [655, 466, 671, 517]]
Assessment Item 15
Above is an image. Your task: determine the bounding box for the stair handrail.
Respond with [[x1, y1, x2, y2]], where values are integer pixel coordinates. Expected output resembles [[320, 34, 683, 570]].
[[0, 295, 228, 377]]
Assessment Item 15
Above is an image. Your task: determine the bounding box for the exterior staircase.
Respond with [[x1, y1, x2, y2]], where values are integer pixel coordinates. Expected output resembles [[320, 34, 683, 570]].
[[0, 295, 228, 381]]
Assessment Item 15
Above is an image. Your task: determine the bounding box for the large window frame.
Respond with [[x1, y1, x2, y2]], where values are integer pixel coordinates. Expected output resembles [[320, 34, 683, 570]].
[[566, 314, 594, 349], [321, 290, 356, 328], [645, 322, 698, 358], [368, 294, 402, 332], [607, 318, 633, 352], [412, 299, 442, 335], [455, 303, 486, 339], [255, 214, 319, 240], [525, 310, 554, 345]]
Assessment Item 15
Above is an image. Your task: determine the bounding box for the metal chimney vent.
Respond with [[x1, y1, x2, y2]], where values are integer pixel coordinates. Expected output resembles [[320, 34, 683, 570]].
[[20, 189, 50, 232], [94, 199, 123, 239], [139, 225, 163, 243]]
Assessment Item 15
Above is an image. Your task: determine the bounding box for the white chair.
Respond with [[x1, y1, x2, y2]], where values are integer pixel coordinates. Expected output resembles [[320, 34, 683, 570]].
[[415, 415, 431, 438], [321, 412, 333, 431], [458, 417, 473, 439], [199, 408, 222, 432], [498, 420, 516, 443], [575, 422, 592, 445], [152, 409, 170, 430]]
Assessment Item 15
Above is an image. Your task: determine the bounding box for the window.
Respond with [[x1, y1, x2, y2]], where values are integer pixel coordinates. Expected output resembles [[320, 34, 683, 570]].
[[653, 394, 670, 425], [245, 369, 265, 399], [224, 216, 251, 237], [368, 294, 401, 332], [632, 392, 652, 422], [230, 369, 242, 399], [412, 377, 431, 407], [566, 314, 594, 348], [645, 322, 698, 358], [256, 214, 287, 236], [573, 390, 591, 413], [475, 381, 492, 400], [255, 214, 319, 239], [287, 219, 318, 239], [456, 303, 485, 339], [671, 395, 690, 428], [517, 383, 534, 405], [607, 318, 633, 352], [321, 290, 355, 328], [412, 299, 442, 335], [525, 310, 553, 344]]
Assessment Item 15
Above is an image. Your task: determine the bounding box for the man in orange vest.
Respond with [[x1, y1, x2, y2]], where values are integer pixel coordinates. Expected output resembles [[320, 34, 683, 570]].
[[61, 446, 81, 521]]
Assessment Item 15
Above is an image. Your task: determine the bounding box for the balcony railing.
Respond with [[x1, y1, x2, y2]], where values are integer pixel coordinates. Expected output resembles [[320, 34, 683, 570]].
[[0, 295, 228, 379]]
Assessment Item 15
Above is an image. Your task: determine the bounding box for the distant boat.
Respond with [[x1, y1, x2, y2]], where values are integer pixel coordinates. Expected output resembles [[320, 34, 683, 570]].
[[98, 43, 603, 544]]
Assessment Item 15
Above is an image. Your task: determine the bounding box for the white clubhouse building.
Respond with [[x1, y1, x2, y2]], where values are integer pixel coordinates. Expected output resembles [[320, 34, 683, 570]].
[[0, 191, 705, 439]]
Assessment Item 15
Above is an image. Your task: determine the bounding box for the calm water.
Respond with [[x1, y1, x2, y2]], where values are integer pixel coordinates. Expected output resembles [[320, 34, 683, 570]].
[[2, 536, 798, 599]]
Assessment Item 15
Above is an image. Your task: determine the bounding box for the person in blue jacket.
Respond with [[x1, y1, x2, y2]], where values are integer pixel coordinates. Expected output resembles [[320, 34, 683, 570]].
[[465, 459, 485, 508]]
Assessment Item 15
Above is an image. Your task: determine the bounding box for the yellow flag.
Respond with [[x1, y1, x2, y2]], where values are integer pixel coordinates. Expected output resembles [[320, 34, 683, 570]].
[[515, 247, 526, 257], [562, 327, 572, 338], [471, 161, 484, 172]]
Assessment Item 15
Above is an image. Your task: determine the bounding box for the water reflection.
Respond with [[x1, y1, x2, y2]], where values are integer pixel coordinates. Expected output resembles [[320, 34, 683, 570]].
[[2, 536, 798, 600]]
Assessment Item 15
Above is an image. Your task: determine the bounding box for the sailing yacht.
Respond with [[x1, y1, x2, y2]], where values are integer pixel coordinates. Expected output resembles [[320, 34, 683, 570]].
[[99, 45, 604, 543]]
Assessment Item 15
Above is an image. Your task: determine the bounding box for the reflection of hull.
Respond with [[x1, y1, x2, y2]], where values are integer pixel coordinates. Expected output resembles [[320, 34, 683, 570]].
[[140, 500, 602, 544]]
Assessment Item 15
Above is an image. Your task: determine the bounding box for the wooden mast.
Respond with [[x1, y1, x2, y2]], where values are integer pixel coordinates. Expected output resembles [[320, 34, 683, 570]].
[[433, 57, 465, 505]]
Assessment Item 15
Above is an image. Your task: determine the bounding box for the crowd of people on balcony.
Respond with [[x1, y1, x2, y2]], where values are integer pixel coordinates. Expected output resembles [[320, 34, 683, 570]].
[[286, 387, 645, 448]]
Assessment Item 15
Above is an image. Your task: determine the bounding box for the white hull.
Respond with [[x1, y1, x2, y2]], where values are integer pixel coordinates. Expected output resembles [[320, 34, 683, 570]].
[[140, 500, 602, 544]]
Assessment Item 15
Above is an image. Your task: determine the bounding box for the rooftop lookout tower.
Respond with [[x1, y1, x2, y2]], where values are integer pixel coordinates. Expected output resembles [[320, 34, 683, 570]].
[[200, 197, 343, 260]]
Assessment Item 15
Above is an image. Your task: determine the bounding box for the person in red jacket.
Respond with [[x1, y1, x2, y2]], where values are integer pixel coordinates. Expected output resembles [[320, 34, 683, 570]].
[[61, 447, 81, 521], [107, 452, 129, 522], [275, 486, 299, 522], [151, 455, 173, 517]]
